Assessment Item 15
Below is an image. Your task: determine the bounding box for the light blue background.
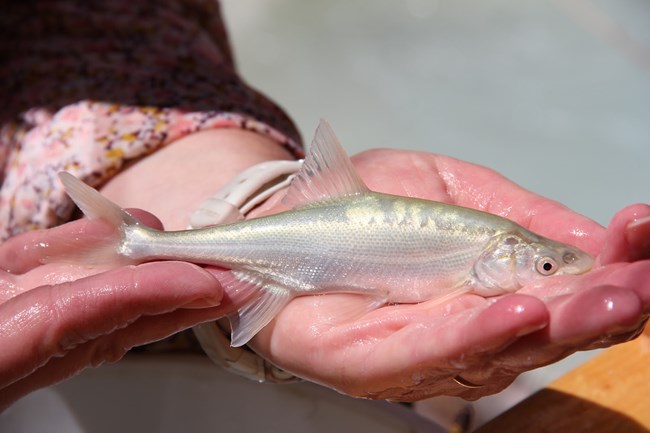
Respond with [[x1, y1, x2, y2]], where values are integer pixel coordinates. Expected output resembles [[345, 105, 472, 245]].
[[222, 1, 649, 425], [223, 0, 649, 226]]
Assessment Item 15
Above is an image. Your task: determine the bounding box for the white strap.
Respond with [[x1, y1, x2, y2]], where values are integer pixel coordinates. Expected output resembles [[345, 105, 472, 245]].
[[189, 160, 303, 228], [189, 159, 303, 383]]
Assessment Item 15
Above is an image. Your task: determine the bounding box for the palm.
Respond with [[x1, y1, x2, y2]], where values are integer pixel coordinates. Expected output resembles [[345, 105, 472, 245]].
[[0, 211, 224, 410], [247, 149, 650, 401]]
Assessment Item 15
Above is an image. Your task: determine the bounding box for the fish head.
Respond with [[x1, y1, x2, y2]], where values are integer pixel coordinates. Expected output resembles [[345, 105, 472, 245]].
[[472, 232, 594, 296]]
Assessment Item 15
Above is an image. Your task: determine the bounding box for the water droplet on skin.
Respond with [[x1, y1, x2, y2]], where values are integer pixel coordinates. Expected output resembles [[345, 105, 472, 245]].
[[411, 371, 426, 384], [570, 228, 589, 238], [0, 275, 19, 299], [23, 242, 46, 252]]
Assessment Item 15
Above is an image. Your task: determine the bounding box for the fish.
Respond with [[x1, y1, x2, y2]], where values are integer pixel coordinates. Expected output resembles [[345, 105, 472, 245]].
[[58, 120, 594, 346]]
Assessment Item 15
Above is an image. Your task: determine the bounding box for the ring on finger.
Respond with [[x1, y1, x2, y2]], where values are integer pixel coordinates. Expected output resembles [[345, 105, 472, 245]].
[[452, 375, 485, 389]]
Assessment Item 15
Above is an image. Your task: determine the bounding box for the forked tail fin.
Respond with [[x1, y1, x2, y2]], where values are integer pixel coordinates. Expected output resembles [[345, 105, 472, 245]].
[[56, 172, 141, 265], [59, 172, 140, 228]]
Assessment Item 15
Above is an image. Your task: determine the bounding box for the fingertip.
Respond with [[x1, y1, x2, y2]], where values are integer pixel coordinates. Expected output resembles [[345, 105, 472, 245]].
[[591, 286, 643, 327], [0, 218, 117, 274], [482, 294, 549, 337], [548, 285, 643, 342], [626, 214, 650, 262], [125, 208, 164, 230], [600, 203, 650, 265], [450, 295, 549, 356], [135, 261, 223, 307]]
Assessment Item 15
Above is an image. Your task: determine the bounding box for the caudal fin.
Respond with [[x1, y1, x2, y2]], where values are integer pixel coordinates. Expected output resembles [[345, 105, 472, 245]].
[[57, 172, 140, 265], [59, 172, 140, 228]]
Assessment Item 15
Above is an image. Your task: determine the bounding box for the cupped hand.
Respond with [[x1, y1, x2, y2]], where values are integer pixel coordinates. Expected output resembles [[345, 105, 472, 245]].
[[245, 149, 649, 401], [0, 212, 224, 411]]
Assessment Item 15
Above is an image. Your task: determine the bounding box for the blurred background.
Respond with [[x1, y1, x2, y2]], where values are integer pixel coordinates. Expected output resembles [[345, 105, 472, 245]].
[[222, 0, 649, 227], [221, 0, 649, 428], [2, 2, 647, 432]]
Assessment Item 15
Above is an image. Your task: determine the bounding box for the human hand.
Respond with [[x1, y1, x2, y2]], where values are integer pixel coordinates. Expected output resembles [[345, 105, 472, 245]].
[[243, 149, 649, 401], [0, 213, 224, 411]]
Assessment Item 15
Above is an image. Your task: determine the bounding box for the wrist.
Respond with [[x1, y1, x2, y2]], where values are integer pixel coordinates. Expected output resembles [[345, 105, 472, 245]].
[[99, 128, 294, 230]]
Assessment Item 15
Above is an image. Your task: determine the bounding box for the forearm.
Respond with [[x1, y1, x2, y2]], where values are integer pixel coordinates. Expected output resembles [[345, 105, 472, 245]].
[[1, 0, 302, 239], [100, 129, 294, 230]]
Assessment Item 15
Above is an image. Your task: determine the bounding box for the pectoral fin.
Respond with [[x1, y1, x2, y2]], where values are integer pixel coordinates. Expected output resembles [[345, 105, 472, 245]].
[[221, 271, 294, 347]]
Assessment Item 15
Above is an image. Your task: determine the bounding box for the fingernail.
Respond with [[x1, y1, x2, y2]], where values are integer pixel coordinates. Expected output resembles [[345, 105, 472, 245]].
[[627, 215, 650, 230], [626, 216, 650, 261], [186, 266, 223, 308], [184, 296, 222, 308], [515, 322, 547, 337], [154, 262, 223, 308]]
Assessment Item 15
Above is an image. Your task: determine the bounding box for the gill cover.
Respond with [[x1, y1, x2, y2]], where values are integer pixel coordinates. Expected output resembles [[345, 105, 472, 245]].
[[472, 233, 536, 295]]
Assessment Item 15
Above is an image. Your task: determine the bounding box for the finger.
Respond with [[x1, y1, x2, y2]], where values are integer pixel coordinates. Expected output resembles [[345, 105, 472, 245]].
[[294, 294, 548, 397], [0, 219, 115, 274], [364, 370, 516, 402], [408, 294, 548, 366], [124, 209, 164, 230], [0, 305, 222, 412], [545, 285, 643, 344], [574, 261, 650, 307], [406, 295, 548, 389], [603, 261, 650, 307], [599, 203, 650, 265], [626, 212, 650, 262], [496, 284, 645, 372], [0, 261, 222, 389], [0, 209, 162, 274]]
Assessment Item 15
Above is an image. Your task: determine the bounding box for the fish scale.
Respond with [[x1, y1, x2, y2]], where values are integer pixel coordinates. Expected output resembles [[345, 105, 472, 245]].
[[59, 120, 593, 347]]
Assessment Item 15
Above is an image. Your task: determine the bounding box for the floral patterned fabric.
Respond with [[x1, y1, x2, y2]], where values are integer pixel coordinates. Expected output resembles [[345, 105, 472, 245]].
[[0, 0, 303, 241]]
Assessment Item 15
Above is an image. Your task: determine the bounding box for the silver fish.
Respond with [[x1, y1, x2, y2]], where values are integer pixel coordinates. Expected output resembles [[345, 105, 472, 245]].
[[59, 120, 593, 346]]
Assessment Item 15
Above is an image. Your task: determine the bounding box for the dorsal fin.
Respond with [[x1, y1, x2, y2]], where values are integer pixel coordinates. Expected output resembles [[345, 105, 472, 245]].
[[282, 119, 369, 209]]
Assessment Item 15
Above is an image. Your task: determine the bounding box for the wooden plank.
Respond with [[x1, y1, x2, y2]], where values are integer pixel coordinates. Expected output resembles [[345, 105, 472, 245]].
[[476, 325, 650, 433]]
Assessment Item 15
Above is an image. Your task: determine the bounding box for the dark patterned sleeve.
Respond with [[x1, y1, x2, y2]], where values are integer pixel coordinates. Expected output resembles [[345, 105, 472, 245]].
[[0, 0, 303, 240]]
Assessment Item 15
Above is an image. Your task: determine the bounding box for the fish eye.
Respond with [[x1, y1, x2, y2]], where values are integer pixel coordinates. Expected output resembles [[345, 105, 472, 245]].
[[536, 257, 558, 276]]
